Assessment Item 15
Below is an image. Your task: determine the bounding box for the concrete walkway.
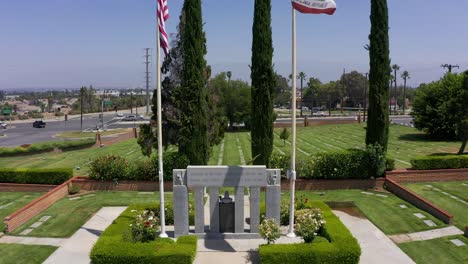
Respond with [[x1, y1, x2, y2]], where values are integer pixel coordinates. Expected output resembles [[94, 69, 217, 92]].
[[389, 226, 464, 244], [333, 210, 415, 264], [42, 206, 127, 264]]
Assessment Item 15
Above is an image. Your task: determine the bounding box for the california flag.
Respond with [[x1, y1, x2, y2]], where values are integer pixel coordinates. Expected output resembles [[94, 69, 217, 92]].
[[292, 0, 336, 15]]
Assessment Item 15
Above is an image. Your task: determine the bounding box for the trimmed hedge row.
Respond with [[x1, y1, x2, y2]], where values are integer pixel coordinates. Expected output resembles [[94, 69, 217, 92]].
[[0, 138, 95, 157], [90, 204, 197, 264], [259, 201, 360, 264], [410, 154, 468, 170], [89, 152, 189, 182], [0, 168, 73, 185], [270, 150, 395, 179]]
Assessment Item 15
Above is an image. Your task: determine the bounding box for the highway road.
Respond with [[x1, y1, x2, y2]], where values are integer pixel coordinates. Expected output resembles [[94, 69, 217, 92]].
[[0, 113, 149, 147]]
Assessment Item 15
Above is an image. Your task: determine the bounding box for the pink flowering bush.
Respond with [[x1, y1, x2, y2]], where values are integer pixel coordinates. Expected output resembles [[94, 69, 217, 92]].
[[294, 208, 326, 243], [258, 218, 281, 245], [130, 210, 160, 242]]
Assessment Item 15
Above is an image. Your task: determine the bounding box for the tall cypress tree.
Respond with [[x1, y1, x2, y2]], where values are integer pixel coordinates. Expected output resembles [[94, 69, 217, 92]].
[[176, 0, 208, 165], [366, 0, 391, 176], [251, 0, 276, 166]]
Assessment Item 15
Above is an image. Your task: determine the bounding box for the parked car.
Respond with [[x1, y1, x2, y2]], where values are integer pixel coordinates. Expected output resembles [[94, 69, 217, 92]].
[[33, 120, 46, 128], [0, 121, 7, 129], [116, 113, 124, 117], [312, 111, 327, 117]]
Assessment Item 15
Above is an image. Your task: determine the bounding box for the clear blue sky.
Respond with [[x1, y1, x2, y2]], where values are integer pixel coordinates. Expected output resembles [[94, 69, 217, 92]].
[[1, 0, 466, 90]]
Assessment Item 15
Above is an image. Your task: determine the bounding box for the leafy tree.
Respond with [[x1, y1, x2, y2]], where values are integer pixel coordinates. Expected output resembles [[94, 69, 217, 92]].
[[411, 73, 468, 154], [340, 71, 368, 107], [274, 73, 291, 107], [302, 77, 322, 109], [279, 128, 290, 146], [366, 0, 391, 177], [176, 0, 209, 165], [251, 0, 275, 166], [0, 90, 5, 101], [297, 72, 307, 116]]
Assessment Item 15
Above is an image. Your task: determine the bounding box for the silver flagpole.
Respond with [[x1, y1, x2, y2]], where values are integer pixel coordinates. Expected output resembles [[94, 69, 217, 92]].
[[287, 6, 297, 238], [157, 4, 167, 238]]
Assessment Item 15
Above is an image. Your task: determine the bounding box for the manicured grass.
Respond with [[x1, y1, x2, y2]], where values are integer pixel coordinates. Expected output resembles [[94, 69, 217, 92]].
[[283, 190, 446, 235], [404, 181, 468, 230], [399, 235, 468, 264], [0, 243, 57, 264], [0, 192, 43, 231], [0, 139, 148, 175], [12, 191, 172, 238], [56, 128, 130, 139]]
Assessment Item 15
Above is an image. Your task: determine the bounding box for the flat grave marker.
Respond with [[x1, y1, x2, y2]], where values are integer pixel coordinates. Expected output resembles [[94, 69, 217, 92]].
[[0, 202, 14, 210], [423, 220, 436, 227], [399, 205, 408, 209], [413, 213, 426, 219], [462, 183, 468, 187], [425, 185, 433, 188], [39, 216, 51, 222], [450, 239, 466, 247], [84, 194, 96, 198], [30, 221, 43, 228], [20, 229, 34, 235], [361, 192, 374, 195], [138, 192, 154, 195], [69, 197, 81, 201], [376, 194, 388, 198]]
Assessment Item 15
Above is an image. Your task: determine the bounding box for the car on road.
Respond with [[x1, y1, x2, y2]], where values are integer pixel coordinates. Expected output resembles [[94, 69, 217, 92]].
[[0, 121, 7, 129], [312, 111, 327, 117], [122, 115, 144, 121], [33, 120, 46, 128], [116, 113, 124, 117]]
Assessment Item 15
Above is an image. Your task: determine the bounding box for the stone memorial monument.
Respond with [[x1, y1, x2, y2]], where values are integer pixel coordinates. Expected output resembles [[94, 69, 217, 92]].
[[173, 165, 281, 237]]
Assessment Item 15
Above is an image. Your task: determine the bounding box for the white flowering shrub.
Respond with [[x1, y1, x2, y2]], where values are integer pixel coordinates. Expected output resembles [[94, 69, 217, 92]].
[[294, 208, 326, 243], [130, 210, 160, 242], [258, 218, 281, 244]]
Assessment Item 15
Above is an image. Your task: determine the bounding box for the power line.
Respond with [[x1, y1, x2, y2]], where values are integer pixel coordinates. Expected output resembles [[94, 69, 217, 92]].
[[441, 64, 459, 73]]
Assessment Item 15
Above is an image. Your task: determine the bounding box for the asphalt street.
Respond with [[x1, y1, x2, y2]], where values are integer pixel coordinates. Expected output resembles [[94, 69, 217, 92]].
[[0, 113, 149, 147]]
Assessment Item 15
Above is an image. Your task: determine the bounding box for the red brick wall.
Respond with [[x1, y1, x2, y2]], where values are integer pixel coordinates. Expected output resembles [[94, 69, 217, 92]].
[[72, 177, 173, 192], [384, 178, 453, 224], [3, 177, 75, 232], [0, 183, 57, 192], [281, 178, 385, 191], [386, 168, 468, 183]]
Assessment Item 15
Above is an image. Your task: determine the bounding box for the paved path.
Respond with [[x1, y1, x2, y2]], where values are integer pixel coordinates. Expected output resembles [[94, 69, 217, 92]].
[[42, 206, 127, 264], [389, 226, 464, 244], [333, 210, 415, 264]]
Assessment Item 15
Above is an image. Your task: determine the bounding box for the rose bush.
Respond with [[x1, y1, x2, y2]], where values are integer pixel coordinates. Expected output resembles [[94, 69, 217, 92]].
[[294, 208, 326, 243]]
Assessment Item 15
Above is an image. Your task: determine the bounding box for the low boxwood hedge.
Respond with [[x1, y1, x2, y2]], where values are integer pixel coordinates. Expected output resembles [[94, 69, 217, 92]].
[[90, 204, 197, 264], [259, 201, 360, 264], [410, 154, 468, 170], [0, 168, 73, 185], [0, 139, 95, 157]]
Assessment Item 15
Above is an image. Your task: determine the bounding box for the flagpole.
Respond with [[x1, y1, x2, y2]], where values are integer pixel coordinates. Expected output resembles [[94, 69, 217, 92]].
[[156, 4, 167, 238], [287, 6, 297, 238]]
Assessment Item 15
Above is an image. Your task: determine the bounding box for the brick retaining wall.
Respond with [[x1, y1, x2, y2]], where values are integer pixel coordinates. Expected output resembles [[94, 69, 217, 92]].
[[0, 183, 57, 192], [386, 168, 468, 183], [384, 178, 453, 224], [3, 177, 75, 232], [281, 178, 385, 191]]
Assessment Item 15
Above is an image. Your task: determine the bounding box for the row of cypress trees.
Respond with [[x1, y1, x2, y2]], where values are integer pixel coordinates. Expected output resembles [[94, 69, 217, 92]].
[[173, 0, 391, 177]]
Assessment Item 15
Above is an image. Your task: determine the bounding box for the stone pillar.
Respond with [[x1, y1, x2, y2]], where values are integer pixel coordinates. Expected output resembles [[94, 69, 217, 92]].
[[209, 187, 220, 233], [234, 187, 244, 233], [193, 187, 205, 233], [249, 187, 260, 233], [173, 185, 189, 237], [266, 169, 281, 224]]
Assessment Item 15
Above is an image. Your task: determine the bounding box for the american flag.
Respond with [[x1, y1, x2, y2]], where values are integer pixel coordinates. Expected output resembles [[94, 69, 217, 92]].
[[157, 0, 170, 56]]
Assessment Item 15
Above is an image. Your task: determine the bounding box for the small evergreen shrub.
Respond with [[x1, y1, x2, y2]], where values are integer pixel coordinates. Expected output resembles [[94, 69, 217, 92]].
[[410, 154, 468, 170], [0, 168, 73, 185], [89, 155, 131, 181], [68, 184, 80, 195]]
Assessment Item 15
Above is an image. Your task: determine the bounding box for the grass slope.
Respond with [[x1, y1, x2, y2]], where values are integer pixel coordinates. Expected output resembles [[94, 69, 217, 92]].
[[0, 244, 57, 264], [399, 235, 468, 264], [0, 192, 43, 231]]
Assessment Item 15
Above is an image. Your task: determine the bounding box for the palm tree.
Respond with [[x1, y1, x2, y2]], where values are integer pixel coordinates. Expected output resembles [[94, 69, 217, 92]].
[[401, 70, 410, 115], [226, 71, 232, 82], [297, 72, 307, 117], [392, 64, 400, 115]]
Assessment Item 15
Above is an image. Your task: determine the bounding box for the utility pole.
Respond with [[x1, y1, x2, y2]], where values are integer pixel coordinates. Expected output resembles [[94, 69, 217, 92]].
[[441, 64, 459, 73], [80, 87, 84, 132], [130, 90, 133, 114], [144, 48, 151, 115], [364, 73, 368, 122], [101, 91, 104, 130]]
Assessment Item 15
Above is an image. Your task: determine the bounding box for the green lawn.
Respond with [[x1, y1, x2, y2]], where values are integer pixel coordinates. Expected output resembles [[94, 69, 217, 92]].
[[399, 235, 468, 264], [0, 243, 57, 264], [0, 139, 148, 175], [12, 191, 172, 238], [284, 190, 446, 235], [404, 181, 468, 230], [0, 192, 44, 231]]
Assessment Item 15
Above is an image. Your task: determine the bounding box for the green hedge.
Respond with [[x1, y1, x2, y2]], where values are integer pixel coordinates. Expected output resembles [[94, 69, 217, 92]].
[[0, 168, 73, 184], [271, 149, 395, 179], [90, 204, 197, 264], [89, 152, 189, 182], [0, 139, 95, 157], [259, 201, 360, 264], [410, 154, 468, 170]]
